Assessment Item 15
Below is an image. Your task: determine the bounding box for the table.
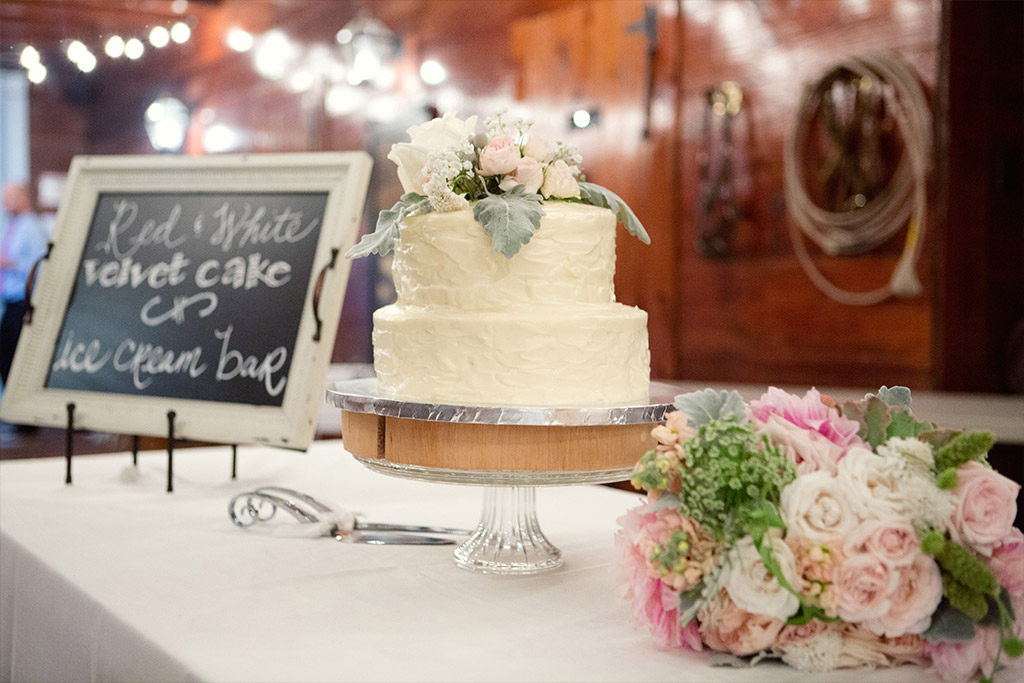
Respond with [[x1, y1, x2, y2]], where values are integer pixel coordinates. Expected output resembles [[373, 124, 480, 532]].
[[0, 442, 988, 682]]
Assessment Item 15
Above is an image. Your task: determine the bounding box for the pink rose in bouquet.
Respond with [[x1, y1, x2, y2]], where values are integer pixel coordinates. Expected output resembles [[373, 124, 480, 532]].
[[698, 589, 784, 656], [863, 552, 943, 637], [950, 461, 1021, 557], [988, 528, 1024, 599]]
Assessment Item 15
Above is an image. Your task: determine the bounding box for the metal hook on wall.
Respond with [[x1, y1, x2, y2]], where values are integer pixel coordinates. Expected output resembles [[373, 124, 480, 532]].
[[697, 81, 746, 259]]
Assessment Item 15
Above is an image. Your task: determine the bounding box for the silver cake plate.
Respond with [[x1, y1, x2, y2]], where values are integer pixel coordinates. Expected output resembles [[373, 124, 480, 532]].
[[325, 378, 678, 574]]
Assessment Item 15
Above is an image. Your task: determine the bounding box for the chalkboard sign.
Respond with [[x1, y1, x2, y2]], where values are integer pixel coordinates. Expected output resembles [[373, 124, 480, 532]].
[[0, 153, 371, 449]]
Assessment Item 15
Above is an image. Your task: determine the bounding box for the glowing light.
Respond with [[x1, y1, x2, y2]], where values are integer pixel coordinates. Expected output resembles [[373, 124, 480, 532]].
[[125, 38, 144, 60], [572, 109, 592, 128], [105, 36, 125, 58], [67, 40, 88, 63], [144, 96, 190, 152], [150, 26, 170, 48], [289, 70, 315, 92], [226, 28, 253, 52], [27, 63, 47, 84], [347, 48, 380, 85], [77, 51, 97, 73], [419, 59, 447, 85], [325, 84, 365, 117], [20, 46, 40, 68], [203, 124, 239, 153], [171, 0, 188, 13], [170, 22, 191, 44], [253, 30, 297, 80], [146, 101, 165, 122]]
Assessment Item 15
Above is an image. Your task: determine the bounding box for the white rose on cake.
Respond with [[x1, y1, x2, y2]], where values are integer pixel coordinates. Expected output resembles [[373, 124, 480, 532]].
[[388, 112, 478, 194], [540, 159, 580, 199]]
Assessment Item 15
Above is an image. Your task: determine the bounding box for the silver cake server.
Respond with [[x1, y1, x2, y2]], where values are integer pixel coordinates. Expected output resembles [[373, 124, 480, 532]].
[[337, 532, 456, 546], [253, 485, 472, 535]]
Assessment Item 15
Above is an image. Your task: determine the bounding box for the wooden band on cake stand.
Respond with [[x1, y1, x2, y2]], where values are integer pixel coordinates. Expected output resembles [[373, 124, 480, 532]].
[[327, 379, 674, 575]]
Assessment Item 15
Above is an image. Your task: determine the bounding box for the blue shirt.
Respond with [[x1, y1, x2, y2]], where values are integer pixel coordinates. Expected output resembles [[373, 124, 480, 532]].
[[1, 212, 48, 303]]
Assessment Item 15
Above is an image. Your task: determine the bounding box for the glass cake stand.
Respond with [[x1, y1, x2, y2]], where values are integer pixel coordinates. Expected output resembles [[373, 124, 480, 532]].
[[326, 379, 676, 575]]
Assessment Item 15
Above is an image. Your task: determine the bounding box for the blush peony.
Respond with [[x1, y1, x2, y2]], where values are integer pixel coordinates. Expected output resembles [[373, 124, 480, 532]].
[[832, 553, 898, 623], [862, 552, 942, 637]]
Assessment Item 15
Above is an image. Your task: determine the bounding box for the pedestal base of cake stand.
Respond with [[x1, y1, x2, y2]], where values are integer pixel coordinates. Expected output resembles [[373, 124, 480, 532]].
[[327, 379, 675, 575]]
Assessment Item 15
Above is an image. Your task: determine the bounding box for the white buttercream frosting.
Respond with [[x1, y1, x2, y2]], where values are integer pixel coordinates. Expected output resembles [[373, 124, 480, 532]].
[[392, 203, 616, 309], [373, 201, 651, 407]]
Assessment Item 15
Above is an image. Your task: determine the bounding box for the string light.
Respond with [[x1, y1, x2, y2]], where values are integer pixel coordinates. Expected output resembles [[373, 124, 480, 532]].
[[67, 40, 88, 63], [27, 63, 47, 84], [226, 28, 253, 52], [125, 38, 144, 60], [19, 45, 40, 68], [170, 22, 191, 44], [150, 26, 170, 48], [105, 36, 125, 58]]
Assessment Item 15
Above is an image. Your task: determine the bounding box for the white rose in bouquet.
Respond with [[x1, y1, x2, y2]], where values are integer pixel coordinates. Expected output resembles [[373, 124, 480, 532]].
[[780, 470, 860, 545], [723, 533, 801, 621], [387, 112, 478, 194]]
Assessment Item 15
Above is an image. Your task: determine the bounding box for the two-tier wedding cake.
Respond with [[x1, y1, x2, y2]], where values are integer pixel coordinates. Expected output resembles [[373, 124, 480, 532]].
[[348, 110, 651, 408]]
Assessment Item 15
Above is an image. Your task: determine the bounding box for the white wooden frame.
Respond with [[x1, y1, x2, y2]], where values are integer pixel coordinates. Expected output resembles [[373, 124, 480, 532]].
[[0, 153, 371, 449]]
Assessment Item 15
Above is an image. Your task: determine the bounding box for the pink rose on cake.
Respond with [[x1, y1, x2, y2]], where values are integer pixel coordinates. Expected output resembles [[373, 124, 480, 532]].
[[479, 135, 521, 176], [498, 157, 545, 195], [949, 461, 1021, 557]]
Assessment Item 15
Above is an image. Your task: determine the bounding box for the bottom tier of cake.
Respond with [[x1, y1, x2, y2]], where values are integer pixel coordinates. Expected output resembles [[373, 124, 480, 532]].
[[372, 304, 650, 407]]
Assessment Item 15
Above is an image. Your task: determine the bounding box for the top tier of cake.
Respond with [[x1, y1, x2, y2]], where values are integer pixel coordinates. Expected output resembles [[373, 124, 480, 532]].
[[391, 202, 616, 309]]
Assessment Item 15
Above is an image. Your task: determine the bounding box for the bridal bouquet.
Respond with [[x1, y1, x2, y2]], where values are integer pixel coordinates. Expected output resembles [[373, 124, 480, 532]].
[[616, 387, 1023, 682]]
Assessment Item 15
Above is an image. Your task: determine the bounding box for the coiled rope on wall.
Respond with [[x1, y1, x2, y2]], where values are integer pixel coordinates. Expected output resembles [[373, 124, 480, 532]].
[[783, 52, 932, 306]]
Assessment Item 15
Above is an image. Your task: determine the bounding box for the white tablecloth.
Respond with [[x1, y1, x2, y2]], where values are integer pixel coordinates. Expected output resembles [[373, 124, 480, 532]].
[[0, 442, 960, 682]]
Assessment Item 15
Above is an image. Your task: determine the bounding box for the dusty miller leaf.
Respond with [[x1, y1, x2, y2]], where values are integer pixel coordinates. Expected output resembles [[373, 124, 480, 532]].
[[875, 385, 913, 408], [886, 410, 935, 440], [673, 389, 746, 427], [473, 187, 545, 258], [346, 193, 431, 259], [923, 600, 978, 642], [577, 181, 651, 244]]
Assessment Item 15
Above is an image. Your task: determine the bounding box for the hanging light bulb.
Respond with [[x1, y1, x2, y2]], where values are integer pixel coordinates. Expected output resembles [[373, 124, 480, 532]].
[[144, 96, 190, 152], [67, 40, 88, 64], [335, 9, 398, 86]]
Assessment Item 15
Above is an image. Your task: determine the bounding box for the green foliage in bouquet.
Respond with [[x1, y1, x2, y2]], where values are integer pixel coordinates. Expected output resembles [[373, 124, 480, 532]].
[[675, 418, 797, 544]]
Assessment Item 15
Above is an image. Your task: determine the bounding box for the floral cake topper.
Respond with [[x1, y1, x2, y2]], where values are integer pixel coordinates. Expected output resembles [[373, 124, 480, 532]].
[[346, 110, 650, 259], [618, 386, 1023, 682]]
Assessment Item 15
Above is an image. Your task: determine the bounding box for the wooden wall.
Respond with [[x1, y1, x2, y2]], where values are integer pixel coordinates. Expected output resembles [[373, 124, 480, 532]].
[[13, 0, 1021, 393], [512, 0, 941, 388]]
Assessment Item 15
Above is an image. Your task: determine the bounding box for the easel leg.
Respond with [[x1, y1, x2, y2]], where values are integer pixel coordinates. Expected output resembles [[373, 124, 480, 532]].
[[64, 402, 75, 485], [166, 410, 176, 493]]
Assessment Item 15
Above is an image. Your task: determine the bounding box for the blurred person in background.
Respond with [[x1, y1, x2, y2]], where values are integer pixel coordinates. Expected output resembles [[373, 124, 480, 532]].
[[1, 182, 47, 407]]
